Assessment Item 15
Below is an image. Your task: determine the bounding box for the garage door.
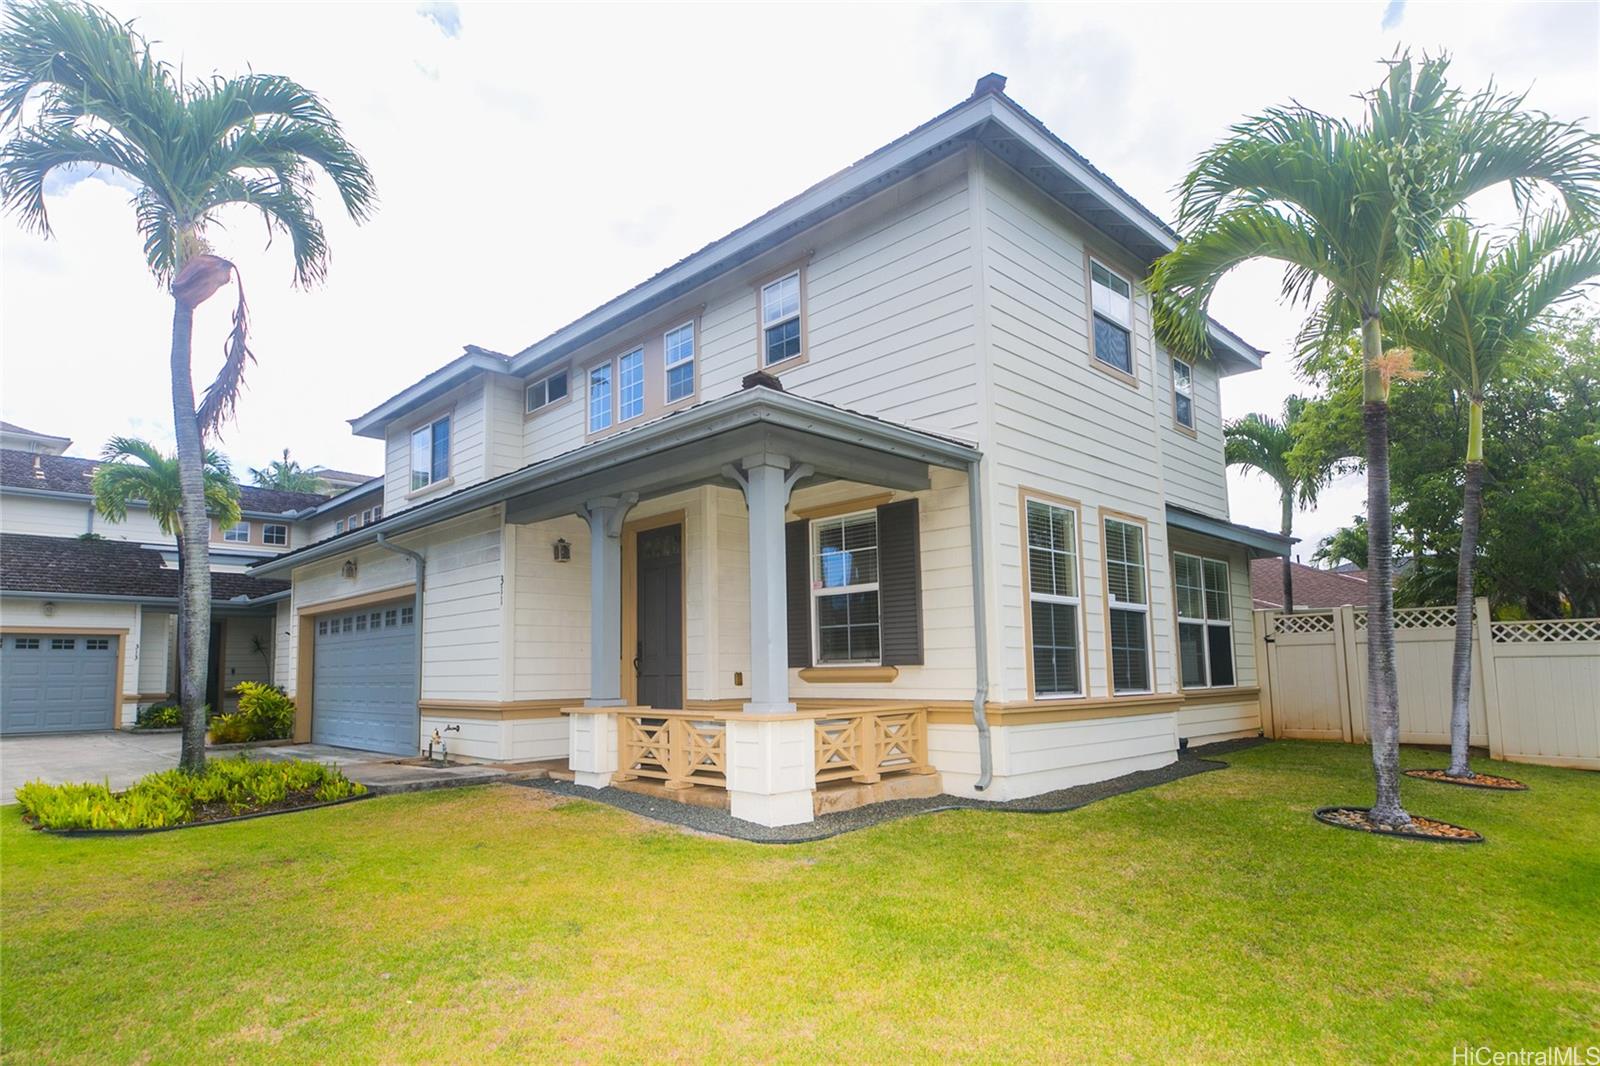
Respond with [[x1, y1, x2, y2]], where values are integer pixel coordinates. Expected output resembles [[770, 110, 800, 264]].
[[1, 634, 119, 735], [312, 604, 417, 754]]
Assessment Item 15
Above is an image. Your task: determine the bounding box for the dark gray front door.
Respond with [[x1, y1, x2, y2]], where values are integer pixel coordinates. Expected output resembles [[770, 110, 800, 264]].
[[312, 604, 417, 754], [635, 524, 683, 709], [1, 633, 118, 734]]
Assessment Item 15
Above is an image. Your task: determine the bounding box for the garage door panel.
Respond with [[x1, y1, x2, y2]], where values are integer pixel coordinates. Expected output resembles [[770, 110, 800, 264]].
[[1, 634, 118, 734], [312, 606, 416, 755]]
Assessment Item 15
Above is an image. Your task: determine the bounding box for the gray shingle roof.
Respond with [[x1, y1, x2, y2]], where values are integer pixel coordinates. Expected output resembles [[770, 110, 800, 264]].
[[0, 449, 325, 515], [0, 533, 288, 602]]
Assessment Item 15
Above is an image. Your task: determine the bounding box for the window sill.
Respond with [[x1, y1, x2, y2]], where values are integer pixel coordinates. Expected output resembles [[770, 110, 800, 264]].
[[405, 476, 455, 501], [797, 665, 899, 684], [1089, 355, 1140, 389]]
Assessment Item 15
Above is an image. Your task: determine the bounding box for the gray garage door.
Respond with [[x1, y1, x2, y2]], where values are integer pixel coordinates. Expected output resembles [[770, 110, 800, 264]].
[[312, 604, 417, 755], [1, 633, 119, 735]]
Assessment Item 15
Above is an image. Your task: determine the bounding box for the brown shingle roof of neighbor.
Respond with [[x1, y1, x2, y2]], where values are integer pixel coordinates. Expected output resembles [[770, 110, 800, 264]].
[[1250, 558, 1370, 610], [0, 533, 289, 602], [0, 449, 326, 515]]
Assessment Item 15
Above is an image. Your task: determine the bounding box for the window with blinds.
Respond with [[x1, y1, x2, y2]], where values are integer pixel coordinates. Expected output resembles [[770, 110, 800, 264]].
[[1026, 498, 1083, 697], [1104, 517, 1151, 693]]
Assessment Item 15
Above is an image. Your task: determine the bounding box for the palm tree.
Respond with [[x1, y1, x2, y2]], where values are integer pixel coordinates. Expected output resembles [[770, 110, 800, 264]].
[[250, 448, 325, 493], [1314, 518, 1369, 570], [0, 0, 375, 771], [1383, 212, 1600, 780], [1225, 396, 1339, 612], [1150, 52, 1600, 827], [92, 437, 240, 768]]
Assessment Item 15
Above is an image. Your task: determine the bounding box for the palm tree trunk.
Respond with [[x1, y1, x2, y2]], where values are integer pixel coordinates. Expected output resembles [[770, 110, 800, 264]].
[[1361, 314, 1408, 827], [1280, 489, 1295, 613], [1447, 399, 1485, 778], [169, 297, 211, 773]]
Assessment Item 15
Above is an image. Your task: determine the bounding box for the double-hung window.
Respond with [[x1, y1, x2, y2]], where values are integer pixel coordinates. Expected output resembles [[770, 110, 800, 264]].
[[223, 520, 250, 543], [526, 369, 569, 413], [1090, 259, 1134, 376], [1173, 357, 1195, 429], [588, 363, 613, 433], [618, 348, 645, 422], [812, 511, 879, 663], [1175, 553, 1235, 688], [761, 271, 802, 366], [664, 322, 695, 403], [1104, 517, 1151, 693], [410, 415, 451, 491], [262, 524, 287, 546], [1026, 498, 1083, 697]]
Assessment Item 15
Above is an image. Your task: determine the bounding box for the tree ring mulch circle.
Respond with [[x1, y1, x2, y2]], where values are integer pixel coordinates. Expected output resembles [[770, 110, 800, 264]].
[[1313, 806, 1484, 844], [1404, 768, 1527, 791]]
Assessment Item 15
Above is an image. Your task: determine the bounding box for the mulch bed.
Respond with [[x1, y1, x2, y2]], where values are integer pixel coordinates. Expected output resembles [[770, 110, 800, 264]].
[[1404, 768, 1528, 791], [29, 791, 372, 837], [1314, 805, 1484, 843]]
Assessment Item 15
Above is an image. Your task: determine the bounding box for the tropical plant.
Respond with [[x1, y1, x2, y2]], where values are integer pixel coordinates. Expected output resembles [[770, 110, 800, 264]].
[[1149, 51, 1600, 827], [1381, 213, 1600, 779], [250, 448, 325, 492], [1224, 396, 1342, 611], [1313, 517, 1370, 570], [0, 0, 375, 770]]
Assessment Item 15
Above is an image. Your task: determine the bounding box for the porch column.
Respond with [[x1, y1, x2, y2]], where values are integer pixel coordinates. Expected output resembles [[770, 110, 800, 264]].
[[581, 493, 637, 707], [728, 454, 811, 715]]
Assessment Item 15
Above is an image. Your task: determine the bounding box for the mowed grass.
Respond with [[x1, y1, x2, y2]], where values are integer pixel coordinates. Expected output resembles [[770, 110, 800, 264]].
[[2, 742, 1595, 1064]]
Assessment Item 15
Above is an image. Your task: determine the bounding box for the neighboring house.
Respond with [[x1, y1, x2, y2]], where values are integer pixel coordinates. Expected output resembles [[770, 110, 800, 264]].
[[305, 466, 380, 495], [0, 421, 71, 455], [251, 75, 1290, 826], [1250, 559, 1371, 610], [0, 445, 374, 734]]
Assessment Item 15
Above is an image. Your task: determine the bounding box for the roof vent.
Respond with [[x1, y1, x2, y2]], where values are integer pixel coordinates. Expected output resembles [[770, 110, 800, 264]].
[[972, 72, 1007, 98], [741, 370, 784, 392]]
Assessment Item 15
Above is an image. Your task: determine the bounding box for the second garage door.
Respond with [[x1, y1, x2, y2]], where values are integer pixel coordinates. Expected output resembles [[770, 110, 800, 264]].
[[312, 604, 417, 755], [1, 633, 119, 735]]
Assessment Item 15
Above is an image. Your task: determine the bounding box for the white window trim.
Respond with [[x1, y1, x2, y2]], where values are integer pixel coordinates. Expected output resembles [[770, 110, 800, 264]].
[[525, 368, 570, 414], [1172, 356, 1195, 430], [222, 520, 251, 543], [408, 412, 452, 493], [617, 346, 646, 424], [262, 523, 288, 546], [1174, 551, 1235, 689], [1104, 516, 1153, 695], [1024, 496, 1085, 700], [1088, 256, 1136, 379], [809, 509, 882, 667], [587, 362, 614, 434], [760, 269, 804, 369], [663, 320, 696, 403]]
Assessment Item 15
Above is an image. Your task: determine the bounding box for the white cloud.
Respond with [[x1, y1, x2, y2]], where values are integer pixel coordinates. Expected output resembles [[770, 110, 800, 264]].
[[1, 1, 1594, 549]]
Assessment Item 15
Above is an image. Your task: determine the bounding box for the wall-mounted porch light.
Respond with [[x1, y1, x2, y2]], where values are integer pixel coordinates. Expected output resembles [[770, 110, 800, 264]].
[[341, 559, 358, 579], [553, 538, 571, 563]]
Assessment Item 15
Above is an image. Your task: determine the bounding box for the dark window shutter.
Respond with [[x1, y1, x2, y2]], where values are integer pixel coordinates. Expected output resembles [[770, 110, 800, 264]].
[[785, 519, 811, 668], [877, 499, 923, 666]]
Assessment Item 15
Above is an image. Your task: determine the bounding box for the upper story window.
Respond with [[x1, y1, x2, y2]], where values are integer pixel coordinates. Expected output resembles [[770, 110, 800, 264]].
[[1026, 497, 1083, 698], [335, 519, 346, 534], [812, 511, 879, 664], [526, 369, 569, 413], [618, 348, 645, 422], [1104, 516, 1151, 693], [262, 524, 288, 546], [664, 322, 696, 403], [373, 503, 383, 521], [410, 415, 451, 492], [761, 271, 803, 367], [223, 520, 251, 543], [1173, 357, 1195, 429], [588, 363, 613, 432], [1089, 259, 1134, 377], [1175, 552, 1235, 688]]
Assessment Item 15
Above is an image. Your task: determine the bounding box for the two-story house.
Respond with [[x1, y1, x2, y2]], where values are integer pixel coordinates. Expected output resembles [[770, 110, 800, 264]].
[[251, 75, 1289, 826], [0, 440, 375, 733]]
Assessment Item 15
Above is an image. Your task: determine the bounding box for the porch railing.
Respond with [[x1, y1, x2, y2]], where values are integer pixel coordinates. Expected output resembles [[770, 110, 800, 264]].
[[614, 714, 728, 790], [814, 707, 931, 784]]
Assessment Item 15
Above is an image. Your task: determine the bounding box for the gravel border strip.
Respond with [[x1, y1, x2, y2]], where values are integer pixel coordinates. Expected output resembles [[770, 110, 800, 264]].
[[517, 737, 1268, 844]]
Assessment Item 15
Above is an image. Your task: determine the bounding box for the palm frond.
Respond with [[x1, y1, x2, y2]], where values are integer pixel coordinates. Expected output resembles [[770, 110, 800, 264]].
[[194, 262, 255, 436], [0, 119, 151, 235]]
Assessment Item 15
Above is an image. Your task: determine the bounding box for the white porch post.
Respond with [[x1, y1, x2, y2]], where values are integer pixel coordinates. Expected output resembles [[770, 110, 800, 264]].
[[725, 454, 815, 826], [581, 493, 637, 707]]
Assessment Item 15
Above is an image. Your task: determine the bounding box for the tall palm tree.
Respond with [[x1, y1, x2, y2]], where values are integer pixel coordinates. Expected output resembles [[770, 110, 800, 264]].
[[0, 0, 375, 771], [1384, 212, 1600, 780], [250, 448, 325, 493], [1225, 396, 1338, 612], [92, 437, 240, 767], [1150, 52, 1600, 827]]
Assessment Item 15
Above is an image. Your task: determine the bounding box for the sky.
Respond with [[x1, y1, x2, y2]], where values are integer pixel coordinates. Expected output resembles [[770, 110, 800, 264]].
[[2, 0, 1596, 555]]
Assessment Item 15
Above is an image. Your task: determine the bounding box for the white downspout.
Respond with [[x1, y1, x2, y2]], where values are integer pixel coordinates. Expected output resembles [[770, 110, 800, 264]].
[[967, 457, 992, 791]]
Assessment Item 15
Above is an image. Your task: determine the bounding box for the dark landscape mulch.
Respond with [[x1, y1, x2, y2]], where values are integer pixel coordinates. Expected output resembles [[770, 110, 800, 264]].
[[1404, 767, 1528, 791], [1314, 805, 1484, 843], [32, 791, 372, 837]]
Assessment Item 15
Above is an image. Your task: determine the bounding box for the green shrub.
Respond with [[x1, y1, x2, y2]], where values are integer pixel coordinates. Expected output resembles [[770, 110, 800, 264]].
[[209, 683, 295, 744], [135, 702, 181, 729], [15, 756, 366, 831]]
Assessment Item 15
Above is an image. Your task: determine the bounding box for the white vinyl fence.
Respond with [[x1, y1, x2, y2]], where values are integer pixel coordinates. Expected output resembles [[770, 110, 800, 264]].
[[1254, 599, 1599, 771]]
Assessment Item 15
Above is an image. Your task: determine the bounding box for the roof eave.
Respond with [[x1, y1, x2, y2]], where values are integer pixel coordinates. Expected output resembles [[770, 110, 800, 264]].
[[1166, 504, 1293, 558]]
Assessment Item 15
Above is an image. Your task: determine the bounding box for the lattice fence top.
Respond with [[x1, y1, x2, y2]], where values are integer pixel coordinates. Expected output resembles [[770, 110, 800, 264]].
[[1351, 605, 1457, 631], [1491, 618, 1600, 644], [1275, 612, 1334, 634]]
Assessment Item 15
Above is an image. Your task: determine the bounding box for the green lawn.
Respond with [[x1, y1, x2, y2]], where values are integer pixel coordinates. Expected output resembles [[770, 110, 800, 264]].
[[2, 742, 1595, 1064]]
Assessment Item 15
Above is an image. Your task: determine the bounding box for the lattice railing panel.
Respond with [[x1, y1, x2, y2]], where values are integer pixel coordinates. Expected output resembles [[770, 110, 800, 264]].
[[1350, 606, 1458, 631], [618, 716, 727, 787], [1274, 612, 1334, 635], [1492, 618, 1600, 644], [814, 709, 929, 784]]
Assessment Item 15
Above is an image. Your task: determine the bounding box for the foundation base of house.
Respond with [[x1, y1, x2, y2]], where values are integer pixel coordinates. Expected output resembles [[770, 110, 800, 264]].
[[813, 771, 943, 815]]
